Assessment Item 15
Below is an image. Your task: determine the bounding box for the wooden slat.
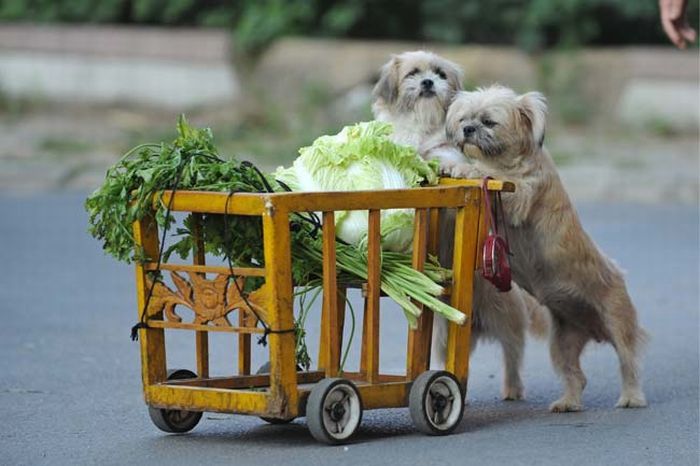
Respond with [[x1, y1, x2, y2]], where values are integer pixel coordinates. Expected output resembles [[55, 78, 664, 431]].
[[194, 321, 210, 377], [157, 190, 267, 215], [261, 206, 299, 419], [191, 214, 206, 266], [356, 382, 410, 410], [476, 193, 491, 269], [360, 209, 381, 383], [428, 208, 440, 256], [133, 214, 167, 386], [143, 262, 265, 277], [164, 371, 325, 389], [146, 320, 264, 334], [238, 310, 252, 375], [341, 372, 407, 384], [406, 208, 432, 379], [317, 213, 332, 372], [192, 214, 210, 379], [336, 286, 346, 372], [273, 180, 514, 213], [274, 186, 470, 212], [145, 384, 270, 415], [445, 190, 481, 391], [319, 284, 347, 374], [411, 209, 428, 270], [296, 380, 410, 412], [155, 180, 512, 217], [320, 211, 342, 377], [439, 177, 515, 192]]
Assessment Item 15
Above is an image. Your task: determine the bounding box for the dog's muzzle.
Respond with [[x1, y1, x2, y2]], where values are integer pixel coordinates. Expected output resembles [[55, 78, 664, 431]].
[[419, 79, 436, 97], [462, 125, 476, 137]]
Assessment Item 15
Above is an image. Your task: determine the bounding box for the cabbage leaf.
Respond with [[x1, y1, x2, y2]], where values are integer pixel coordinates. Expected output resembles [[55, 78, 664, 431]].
[[274, 121, 439, 251]]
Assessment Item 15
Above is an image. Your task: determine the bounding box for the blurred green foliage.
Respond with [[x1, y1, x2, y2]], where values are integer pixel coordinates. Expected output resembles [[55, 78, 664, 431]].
[[1, 0, 698, 54]]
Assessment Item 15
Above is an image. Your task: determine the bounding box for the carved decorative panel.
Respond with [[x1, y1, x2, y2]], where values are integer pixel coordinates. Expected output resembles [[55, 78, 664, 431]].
[[146, 272, 269, 327]]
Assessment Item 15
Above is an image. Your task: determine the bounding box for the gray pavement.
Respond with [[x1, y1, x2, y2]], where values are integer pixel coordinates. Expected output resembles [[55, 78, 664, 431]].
[[1, 192, 698, 465]]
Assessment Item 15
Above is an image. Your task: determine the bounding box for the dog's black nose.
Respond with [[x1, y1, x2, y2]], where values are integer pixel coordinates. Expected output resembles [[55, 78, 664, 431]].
[[463, 125, 476, 137], [421, 79, 434, 90]]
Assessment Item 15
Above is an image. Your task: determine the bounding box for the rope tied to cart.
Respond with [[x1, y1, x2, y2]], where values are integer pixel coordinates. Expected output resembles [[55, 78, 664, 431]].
[[275, 177, 353, 246], [223, 187, 295, 347], [130, 155, 300, 346], [130, 151, 192, 341]]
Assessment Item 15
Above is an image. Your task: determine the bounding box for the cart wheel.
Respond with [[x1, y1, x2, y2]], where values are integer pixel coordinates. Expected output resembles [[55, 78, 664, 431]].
[[255, 361, 297, 424], [409, 370, 464, 436], [306, 378, 362, 445], [148, 369, 203, 434]]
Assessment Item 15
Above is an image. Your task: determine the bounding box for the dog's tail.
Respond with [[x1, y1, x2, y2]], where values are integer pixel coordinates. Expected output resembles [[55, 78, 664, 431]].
[[521, 290, 550, 340]]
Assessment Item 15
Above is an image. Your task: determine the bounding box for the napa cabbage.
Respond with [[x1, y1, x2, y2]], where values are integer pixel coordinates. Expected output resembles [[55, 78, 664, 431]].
[[274, 121, 439, 252]]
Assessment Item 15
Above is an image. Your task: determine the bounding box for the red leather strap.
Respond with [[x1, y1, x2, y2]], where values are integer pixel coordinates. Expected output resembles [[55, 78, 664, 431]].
[[481, 176, 498, 234], [481, 176, 510, 246], [480, 176, 512, 292]]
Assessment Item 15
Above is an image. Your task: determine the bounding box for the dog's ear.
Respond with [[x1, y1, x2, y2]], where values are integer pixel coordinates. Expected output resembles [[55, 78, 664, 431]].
[[440, 58, 464, 97], [445, 117, 456, 144], [372, 55, 401, 105], [444, 91, 464, 144], [517, 92, 547, 148]]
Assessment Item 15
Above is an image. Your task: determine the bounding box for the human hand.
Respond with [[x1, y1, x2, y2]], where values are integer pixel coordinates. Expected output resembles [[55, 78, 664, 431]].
[[659, 0, 697, 49]]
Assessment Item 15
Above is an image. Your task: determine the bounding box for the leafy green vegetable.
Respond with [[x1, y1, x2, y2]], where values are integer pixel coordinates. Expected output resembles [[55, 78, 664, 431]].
[[86, 116, 269, 268], [274, 121, 439, 251], [86, 117, 466, 371]]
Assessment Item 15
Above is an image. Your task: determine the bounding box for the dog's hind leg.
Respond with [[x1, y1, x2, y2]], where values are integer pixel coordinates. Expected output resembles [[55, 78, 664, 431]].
[[549, 321, 590, 412], [430, 314, 448, 370], [499, 328, 525, 400], [603, 291, 647, 408], [430, 208, 455, 371], [490, 287, 526, 400]]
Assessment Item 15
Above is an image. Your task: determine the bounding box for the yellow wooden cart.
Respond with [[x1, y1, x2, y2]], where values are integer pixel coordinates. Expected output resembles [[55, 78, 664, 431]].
[[132, 178, 513, 444]]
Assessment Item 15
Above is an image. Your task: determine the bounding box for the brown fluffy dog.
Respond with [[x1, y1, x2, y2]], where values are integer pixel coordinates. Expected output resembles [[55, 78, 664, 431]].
[[445, 85, 647, 412], [373, 52, 549, 400]]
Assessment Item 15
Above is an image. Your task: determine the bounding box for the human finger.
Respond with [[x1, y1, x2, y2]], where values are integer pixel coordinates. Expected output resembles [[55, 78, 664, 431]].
[[662, 15, 684, 47], [679, 23, 697, 43], [666, 0, 685, 19]]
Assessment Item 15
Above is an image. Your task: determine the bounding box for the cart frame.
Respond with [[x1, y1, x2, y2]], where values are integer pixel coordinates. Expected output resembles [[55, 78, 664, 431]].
[[132, 178, 513, 425]]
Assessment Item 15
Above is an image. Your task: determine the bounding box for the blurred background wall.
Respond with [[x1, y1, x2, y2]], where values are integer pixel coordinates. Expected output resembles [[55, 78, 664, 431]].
[[0, 0, 698, 201]]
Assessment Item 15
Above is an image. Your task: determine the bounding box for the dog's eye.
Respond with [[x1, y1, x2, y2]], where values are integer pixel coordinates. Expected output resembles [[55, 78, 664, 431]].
[[482, 119, 497, 128], [405, 68, 420, 79], [434, 67, 447, 80]]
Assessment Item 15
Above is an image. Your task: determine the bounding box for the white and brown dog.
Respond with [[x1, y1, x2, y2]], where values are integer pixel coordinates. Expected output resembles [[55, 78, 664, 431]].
[[372, 50, 467, 172], [373, 51, 548, 401], [445, 85, 647, 411]]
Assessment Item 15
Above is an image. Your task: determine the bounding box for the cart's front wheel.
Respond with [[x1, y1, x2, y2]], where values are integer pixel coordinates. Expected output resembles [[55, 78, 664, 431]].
[[148, 369, 203, 434], [409, 370, 464, 435], [256, 361, 296, 424], [306, 378, 362, 445]]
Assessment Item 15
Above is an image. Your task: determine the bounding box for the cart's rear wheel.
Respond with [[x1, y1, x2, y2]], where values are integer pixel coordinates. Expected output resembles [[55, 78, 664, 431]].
[[148, 369, 203, 434], [256, 361, 297, 424], [409, 370, 464, 436], [306, 378, 362, 445]]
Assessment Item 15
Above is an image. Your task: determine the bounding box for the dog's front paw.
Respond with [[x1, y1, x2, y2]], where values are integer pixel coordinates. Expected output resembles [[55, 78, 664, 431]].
[[437, 161, 458, 177], [549, 397, 583, 413], [615, 390, 647, 409], [449, 163, 478, 179]]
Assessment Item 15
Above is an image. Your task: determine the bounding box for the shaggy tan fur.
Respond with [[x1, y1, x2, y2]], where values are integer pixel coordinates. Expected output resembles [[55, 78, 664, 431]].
[[373, 53, 549, 400], [446, 85, 647, 411]]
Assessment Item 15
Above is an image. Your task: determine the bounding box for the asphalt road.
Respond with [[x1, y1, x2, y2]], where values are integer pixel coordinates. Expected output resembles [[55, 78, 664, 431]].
[[1, 193, 698, 466]]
